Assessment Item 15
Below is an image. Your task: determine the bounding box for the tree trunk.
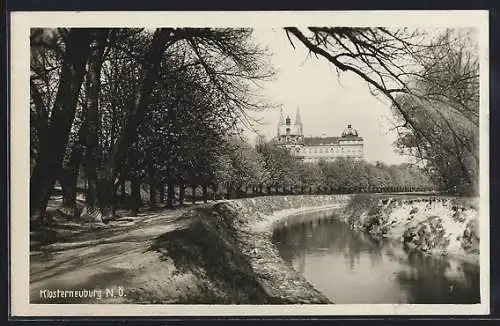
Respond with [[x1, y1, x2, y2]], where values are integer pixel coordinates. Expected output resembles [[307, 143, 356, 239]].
[[59, 165, 79, 219], [82, 28, 108, 223], [167, 181, 174, 208], [95, 28, 174, 218], [130, 177, 141, 216], [148, 160, 157, 208], [120, 178, 126, 202], [30, 79, 49, 164], [59, 117, 87, 219], [59, 169, 77, 218], [159, 184, 165, 203], [202, 184, 208, 203], [30, 29, 92, 221], [149, 182, 157, 208], [212, 184, 218, 201], [179, 184, 185, 205], [111, 181, 118, 217], [191, 185, 196, 204]]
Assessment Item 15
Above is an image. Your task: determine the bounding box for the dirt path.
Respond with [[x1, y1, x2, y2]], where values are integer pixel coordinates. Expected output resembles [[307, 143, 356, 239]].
[[29, 198, 337, 305], [30, 204, 213, 304]]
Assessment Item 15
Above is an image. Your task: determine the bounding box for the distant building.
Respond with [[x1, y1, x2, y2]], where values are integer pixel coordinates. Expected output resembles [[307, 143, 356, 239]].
[[276, 108, 364, 163]]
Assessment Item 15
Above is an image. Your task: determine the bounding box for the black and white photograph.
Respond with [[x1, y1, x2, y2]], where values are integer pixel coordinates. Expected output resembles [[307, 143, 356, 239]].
[[10, 10, 489, 316]]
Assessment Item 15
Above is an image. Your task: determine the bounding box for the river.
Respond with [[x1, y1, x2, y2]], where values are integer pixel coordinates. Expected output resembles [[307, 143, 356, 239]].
[[272, 210, 480, 304]]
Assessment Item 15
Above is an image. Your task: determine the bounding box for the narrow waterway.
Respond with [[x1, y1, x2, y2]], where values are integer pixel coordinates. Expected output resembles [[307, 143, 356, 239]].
[[272, 210, 480, 304]]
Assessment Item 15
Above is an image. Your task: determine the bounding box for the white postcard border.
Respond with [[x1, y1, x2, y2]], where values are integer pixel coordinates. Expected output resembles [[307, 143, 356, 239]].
[[10, 10, 491, 317]]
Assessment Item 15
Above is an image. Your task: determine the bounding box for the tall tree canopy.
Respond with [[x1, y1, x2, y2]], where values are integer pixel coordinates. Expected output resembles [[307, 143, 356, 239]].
[[30, 27, 274, 223], [29, 26, 477, 226]]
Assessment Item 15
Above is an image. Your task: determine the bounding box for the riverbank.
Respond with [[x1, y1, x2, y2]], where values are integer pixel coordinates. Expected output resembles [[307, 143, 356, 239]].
[[203, 195, 351, 303], [30, 195, 350, 304], [30, 193, 479, 304], [136, 195, 351, 304], [341, 194, 480, 264]]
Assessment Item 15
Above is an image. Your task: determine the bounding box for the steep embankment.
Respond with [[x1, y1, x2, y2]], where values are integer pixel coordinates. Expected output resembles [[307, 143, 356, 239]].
[[341, 194, 480, 263], [164, 196, 348, 304], [31, 194, 479, 305], [30, 195, 350, 304]]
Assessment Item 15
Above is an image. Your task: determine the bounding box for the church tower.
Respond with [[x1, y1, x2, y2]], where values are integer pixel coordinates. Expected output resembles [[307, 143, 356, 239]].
[[277, 107, 304, 146], [294, 107, 303, 135]]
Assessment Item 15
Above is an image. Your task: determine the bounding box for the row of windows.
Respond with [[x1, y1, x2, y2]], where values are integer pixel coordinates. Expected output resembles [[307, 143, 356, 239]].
[[303, 154, 362, 159], [339, 140, 362, 144], [280, 136, 302, 141], [300, 146, 362, 154], [301, 154, 363, 160], [303, 156, 362, 162]]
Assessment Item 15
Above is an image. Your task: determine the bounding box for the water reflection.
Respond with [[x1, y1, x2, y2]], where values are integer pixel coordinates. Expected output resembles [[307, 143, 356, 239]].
[[272, 212, 480, 304]]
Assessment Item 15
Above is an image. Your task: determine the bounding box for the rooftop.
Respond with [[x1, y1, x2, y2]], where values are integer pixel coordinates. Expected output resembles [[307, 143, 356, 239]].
[[303, 136, 363, 146]]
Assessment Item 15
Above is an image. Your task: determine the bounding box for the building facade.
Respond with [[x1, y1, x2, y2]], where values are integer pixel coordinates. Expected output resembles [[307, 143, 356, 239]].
[[276, 108, 364, 163]]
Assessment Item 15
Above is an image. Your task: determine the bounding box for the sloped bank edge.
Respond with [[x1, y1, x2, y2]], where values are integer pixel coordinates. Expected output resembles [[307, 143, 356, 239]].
[[190, 194, 479, 304], [341, 194, 480, 265], [200, 195, 352, 304]]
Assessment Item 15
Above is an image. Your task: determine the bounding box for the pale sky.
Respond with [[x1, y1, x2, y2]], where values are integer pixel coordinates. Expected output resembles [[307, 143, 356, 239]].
[[243, 28, 410, 165]]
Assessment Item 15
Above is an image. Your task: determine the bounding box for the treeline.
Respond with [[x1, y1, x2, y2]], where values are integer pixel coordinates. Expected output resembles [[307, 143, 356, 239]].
[[30, 28, 275, 224], [29, 27, 471, 226], [208, 138, 435, 199], [45, 136, 434, 211]]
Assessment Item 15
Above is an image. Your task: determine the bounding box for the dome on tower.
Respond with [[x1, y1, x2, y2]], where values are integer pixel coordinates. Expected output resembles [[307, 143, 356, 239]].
[[341, 124, 359, 137]]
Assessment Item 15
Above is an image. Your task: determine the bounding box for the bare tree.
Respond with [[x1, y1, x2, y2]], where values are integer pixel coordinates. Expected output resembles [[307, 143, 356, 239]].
[[93, 28, 176, 219], [283, 27, 479, 194], [392, 30, 479, 194], [81, 29, 110, 222], [29, 28, 92, 222]]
